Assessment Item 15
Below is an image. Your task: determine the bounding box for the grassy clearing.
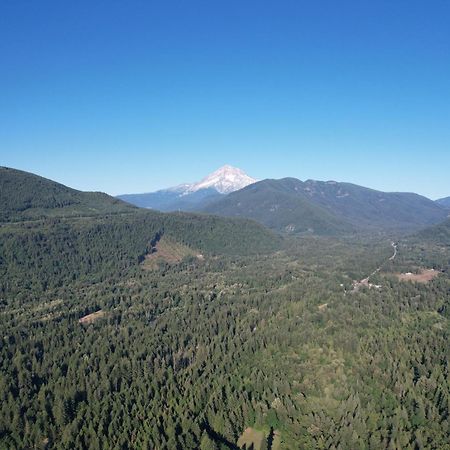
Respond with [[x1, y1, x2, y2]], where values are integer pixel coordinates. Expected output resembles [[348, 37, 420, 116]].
[[79, 310, 105, 325], [272, 430, 282, 450], [237, 427, 282, 450], [237, 427, 265, 449], [142, 237, 198, 270]]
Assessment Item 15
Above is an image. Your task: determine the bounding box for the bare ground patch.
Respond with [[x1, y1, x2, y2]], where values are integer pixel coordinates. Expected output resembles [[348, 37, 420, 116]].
[[396, 269, 440, 283], [237, 428, 265, 450], [142, 238, 199, 270], [79, 310, 105, 325], [272, 430, 282, 450], [237, 428, 282, 450]]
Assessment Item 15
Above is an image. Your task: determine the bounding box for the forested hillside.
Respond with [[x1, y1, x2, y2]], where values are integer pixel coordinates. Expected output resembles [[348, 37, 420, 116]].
[[0, 211, 280, 295], [200, 178, 448, 234], [416, 218, 450, 245], [201, 178, 354, 235], [0, 167, 136, 222], [299, 179, 447, 229], [1, 168, 450, 449], [1, 233, 449, 449]]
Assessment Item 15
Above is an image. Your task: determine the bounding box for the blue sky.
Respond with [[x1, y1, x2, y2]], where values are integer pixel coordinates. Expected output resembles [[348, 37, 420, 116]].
[[1, 0, 449, 198]]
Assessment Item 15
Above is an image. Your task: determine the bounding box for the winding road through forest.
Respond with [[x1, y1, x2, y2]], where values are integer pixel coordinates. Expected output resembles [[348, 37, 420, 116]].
[[353, 241, 397, 291]]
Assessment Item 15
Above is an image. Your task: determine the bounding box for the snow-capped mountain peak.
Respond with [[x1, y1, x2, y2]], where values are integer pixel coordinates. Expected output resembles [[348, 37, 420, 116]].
[[186, 165, 256, 194]]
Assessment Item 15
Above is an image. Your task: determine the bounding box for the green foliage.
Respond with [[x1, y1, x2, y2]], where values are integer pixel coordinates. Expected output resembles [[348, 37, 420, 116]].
[[0, 166, 136, 222], [298, 179, 447, 230], [201, 177, 448, 235], [1, 231, 449, 449], [0, 167, 281, 294], [0, 211, 280, 294], [200, 431, 219, 450], [416, 218, 450, 246], [202, 178, 354, 235], [1, 167, 450, 449]]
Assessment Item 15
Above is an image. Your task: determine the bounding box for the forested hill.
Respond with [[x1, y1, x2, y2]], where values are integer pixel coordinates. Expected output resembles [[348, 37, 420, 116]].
[[299, 179, 447, 230], [201, 178, 355, 235], [0, 166, 136, 222], [1, 167, 450, 449], [200, 177, 448, 234], [415, 217, 450, 245], [0, 211, 280, 294], [1, 222, 449, 449], [0, 168, 281, 293]]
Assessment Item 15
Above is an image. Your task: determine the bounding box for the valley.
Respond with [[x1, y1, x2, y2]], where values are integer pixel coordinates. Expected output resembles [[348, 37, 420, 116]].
[[0, 167, 449, 449]]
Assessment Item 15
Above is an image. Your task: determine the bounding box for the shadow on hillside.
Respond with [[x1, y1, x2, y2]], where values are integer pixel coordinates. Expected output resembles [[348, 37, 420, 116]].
[[203, 422, 239, 449], [204, 423, 278, 450]]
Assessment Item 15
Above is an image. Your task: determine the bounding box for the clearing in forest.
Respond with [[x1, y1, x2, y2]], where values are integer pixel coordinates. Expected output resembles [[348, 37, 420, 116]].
[[271, 430, 282, 450], [142, 237, 198, 270], [237, 428, 265, 449], [237, 427, 281, 450], [79, 310, 105, 324], [396, 269, 440, 283]]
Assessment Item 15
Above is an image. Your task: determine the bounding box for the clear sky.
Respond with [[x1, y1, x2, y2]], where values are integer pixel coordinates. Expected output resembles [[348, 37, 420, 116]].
[[1, 0, 449, 199]]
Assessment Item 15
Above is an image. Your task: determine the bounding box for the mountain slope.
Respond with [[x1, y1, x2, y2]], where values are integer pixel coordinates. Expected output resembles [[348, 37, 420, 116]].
[[117, 165, 255, 211], [0, 210, 281, 292], [186, 165, 256, 194], [202, 178, 354, 235], [299, 179, 448, 230], [0, 167, 281, 291], [200, 178, 448, 234], [436, 196, 450, 210], [118, 187, 223, 212], [415, 217, 450, 245], [0, 166, 136, 222]]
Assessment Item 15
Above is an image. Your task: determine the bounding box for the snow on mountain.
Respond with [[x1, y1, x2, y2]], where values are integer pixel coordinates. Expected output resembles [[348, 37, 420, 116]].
[[166, 183, 192, 193], [184, 165, 256, 195], [116, 165, 256, 211]]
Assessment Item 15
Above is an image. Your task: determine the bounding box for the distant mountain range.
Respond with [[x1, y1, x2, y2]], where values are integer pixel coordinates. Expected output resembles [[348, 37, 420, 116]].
[[118, 166, 449, 235], [4, 164, 446, 238], [117, 165, 256, 211]]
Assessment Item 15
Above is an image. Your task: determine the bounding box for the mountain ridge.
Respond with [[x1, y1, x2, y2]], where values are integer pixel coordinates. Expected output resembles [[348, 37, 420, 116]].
[[0, 166, 136, 222], [117, 166, 448, 235], [0, 166, 280, 258], [200, 177, 448, 234], [201, 177, 355, 235], [436, 196, 450, 209]]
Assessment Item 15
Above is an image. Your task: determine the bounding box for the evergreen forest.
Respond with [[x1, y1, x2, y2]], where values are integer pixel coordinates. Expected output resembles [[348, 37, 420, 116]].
[[1, 168, 449, 449]]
